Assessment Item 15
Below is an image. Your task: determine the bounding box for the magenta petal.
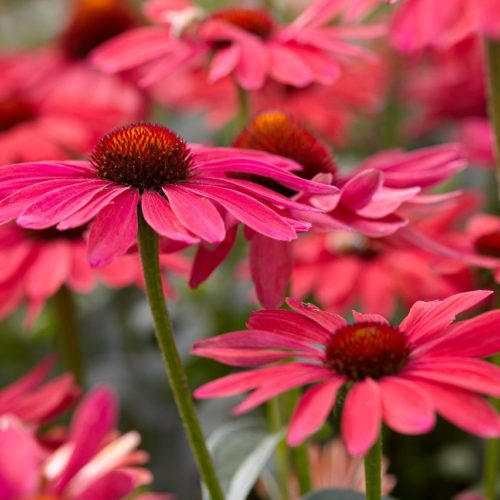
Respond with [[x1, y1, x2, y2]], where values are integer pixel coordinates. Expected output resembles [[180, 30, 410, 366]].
[[88, 190, 140, 266], [268, 43, 313, 87], [352, 311, 389, 324], [187, 183, 297, 241], [410, 379, 500, 438], [379, 377, 435, 434], [17, 181, 111, 229], [55, 387, 117, 493], [286, 298, 347, 331], [287, 379, 344, 446], [163, 185, 226, 243], [208, 44, 240, 82], [190, 226, 238, 288], [141, 191, 199, 243], [341, 378, 382, 456], [400, 290, 493, 344], [250, 234, 291, 309], [340, 170, 382, 210], [76, 470, 135, 500]]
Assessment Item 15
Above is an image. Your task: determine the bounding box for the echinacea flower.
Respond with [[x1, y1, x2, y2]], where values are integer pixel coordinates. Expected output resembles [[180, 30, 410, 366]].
[[193, 291, 500, 456], [0, 386, 170, 499], [0, 122, 334, 267], [0, 222, 188, 326], [0, 357, 79, 426], [92, 0, 383, 91]]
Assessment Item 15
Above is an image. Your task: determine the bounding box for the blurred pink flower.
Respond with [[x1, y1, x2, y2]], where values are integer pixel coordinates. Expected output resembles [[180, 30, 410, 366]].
[[0, 357, 79, 426], [290, 229, 473, 317], [0, 122, 334, 267], [467, 213, 500, 282], [194, 291, 500, 456], [0, 222, 188, 325], [0, 386, 168, 499], [459, 118, 495, 167], [92, 0, 383, 91]]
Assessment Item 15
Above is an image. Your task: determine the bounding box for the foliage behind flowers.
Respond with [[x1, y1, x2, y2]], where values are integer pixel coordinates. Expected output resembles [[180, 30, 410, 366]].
[[2, 0, 500, 499]]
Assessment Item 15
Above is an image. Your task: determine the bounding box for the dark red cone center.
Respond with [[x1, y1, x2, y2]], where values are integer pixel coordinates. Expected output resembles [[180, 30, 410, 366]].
[[211, 8, 274, 39]]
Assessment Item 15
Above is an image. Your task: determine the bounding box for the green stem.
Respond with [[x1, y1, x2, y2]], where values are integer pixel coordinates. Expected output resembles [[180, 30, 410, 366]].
[[364, 433, 382, 500], [484, 38, 500, 203], [53, 286, 84, 386], [485, 353, 500, 500], [267, 397, 290, 500], [137, 209, 224, 500], [236, 85, 250, 130], [292, 444, 313, 495]]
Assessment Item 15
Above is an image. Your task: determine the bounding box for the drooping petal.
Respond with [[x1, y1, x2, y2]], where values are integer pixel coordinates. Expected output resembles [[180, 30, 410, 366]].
[[286, 298, 347, 332], [250, 234, 292, 308], [88, 190, 140, 266], [339, 170, 382, 210], [163, 185, 226, 243], [341, 378, 382, 456], [287, 378, 344, 446], [379, 377, 435, 434]]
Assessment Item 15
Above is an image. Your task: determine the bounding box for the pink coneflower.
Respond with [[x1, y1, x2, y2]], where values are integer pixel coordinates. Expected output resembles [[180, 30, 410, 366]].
[[0, 357, 79, 426], [0, 222, 188, 325], [193, 291, 500, 456], [92, 0, 383, 91], [290, 229, 473, 317], [0, 386, 170, 499], [0, 122, 334, 266]]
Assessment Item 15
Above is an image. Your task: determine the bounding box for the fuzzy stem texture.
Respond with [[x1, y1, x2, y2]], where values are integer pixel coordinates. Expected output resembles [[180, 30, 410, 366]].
[[485, 39, 500, 202], [137, 210, 224, 500], [53, 286, 84, 386], [364, 433, 382, 500]]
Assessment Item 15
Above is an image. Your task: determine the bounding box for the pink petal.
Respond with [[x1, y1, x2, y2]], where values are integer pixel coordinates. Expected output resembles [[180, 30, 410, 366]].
[[379, 377, 435, 434], [268, 43, 313, 87], [88, 190, 140, 267], [250, 234, 291, 308], [234, 38, 268, 90], [163, 185, 226, 243], [340, 170, 382, 210], [17, 181, 110, 229], [187, 183, 297, 240], [341, 378, 382, 456], [193, 363, 326, 398], [208, 45, 240, 82], [75, 470, 135, 500], [247, 309, 330, 342], [141, 191, 199, 243], [399, 291, 493, 344], [286, 298, 347, 331], [55, 387, 117, 493], [189, 226, 237, 288], [410, 379, 500, 438], [287, 379, 344, 446], [352, 311, 389, 324]]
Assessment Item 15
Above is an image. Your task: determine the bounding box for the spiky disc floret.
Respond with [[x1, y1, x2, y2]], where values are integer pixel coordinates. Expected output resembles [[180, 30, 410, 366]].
[[61, 0, 137, 60], [211, 8, 274, 39], [234, 111, 337, 180], [325, 322, 410, 380], [90, 123, 193, 191]]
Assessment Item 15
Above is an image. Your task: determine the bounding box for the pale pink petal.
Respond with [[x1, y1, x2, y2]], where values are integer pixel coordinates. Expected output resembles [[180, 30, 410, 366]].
[[189, 226, 238, 288], [74, 470, 135, 500], [250, 234, 291, 308], [287, 379, 344, 446], [163, 185, 226, 243], [409, 379, 500, 438], [399, 291, 493, 344], [208, 45, 240, 83], [379, 377, 435, 434], [352, 311, 389, 324], [88, 190, 140, 266], [341, 379, 382, 456], [235, 38, 268, 90], [268, 43, 313, 87], [141, 190, 199, 243], [286, 298, 347, 332]]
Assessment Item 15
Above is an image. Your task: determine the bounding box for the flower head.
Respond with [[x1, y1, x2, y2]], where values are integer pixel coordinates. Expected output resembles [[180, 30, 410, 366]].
[[92, 0, 382, 90], [0, 122, 334, 266], [193, 291, 500, 456]]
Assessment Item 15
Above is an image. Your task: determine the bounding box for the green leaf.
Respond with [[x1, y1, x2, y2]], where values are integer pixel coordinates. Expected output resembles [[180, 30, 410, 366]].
[[202, 419, 283, 500], [303, 488, 397, 500]]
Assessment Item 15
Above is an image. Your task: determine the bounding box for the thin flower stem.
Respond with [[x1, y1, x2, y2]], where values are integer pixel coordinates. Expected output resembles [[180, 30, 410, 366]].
[[53, 286, 84, 386], [137, 209, 224, 500], [484, 39, 500, 202], [364, 433, 382, 500], [292, 444, 313, 495], [267, 397, 290, 500], [485, 355, 500, 499], [236, 84, 250, 130]]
